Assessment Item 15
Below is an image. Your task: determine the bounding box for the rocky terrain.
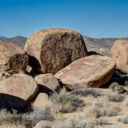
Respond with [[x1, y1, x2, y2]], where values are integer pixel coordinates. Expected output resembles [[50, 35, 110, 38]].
[[0, 29, 128, 128]]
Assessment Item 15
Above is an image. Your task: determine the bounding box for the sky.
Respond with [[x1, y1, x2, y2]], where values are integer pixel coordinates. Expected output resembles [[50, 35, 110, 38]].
[[0, 0, 128, 38]]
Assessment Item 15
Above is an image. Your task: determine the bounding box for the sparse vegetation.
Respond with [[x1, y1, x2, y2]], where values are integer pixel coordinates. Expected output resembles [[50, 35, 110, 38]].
[[109, 82, 126, 94], [118, 116, 128, 124], [93, 107, 120, 118], [70, 85, 101, 98], [107, 94, 124, 102], [0, 111, 33, 128], [97, 119, 111, 125], [56, 94, 85, 113]]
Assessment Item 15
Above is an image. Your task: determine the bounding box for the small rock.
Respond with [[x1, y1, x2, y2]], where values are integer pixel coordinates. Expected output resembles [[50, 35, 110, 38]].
[[35, 74, 62, 93]]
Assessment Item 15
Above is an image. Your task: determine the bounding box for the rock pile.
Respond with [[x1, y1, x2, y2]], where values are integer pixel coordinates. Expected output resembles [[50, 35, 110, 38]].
[[1, 28, 126, 113]]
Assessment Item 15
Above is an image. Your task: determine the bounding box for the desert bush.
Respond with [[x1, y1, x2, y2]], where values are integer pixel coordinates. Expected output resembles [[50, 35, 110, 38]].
[[26, 107, 54, 124], [109, 82, 126, 94], [118, 116, 128, 124], [95, 102, 104, 108], [70, 85, 101, 98], [0, 107, 54, 128], [97, 119, 111, 125], [56, 94, 85, 113], [0, 112, 33, 128], [93, 107, 120, 118], [107, 94, 124, 102]]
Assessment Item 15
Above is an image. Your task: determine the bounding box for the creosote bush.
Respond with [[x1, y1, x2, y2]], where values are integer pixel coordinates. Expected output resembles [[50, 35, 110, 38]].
[[107, 94, 124, 102], [0, 112, 34, 128], [93, 107, 120, 118], [97, 119, 111, 125], [118, 116, 128, 124], [70, 85, 101, 98], [56, 94, 85, 113]]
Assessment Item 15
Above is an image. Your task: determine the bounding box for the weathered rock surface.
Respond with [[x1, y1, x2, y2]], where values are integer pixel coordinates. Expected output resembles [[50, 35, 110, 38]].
[[0, 71, 12, 81], [55, 55, 116, 87], [35, 73, 61, 93], [109, 40, 128, 73], [24, 28, 88, 74], [32, 93, 52, 110], [0, 74, 38, 110], [0, 41, 28, 73]]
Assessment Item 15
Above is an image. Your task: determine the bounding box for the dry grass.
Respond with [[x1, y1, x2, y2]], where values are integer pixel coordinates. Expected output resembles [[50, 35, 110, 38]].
[[0, 124, 25, 128]]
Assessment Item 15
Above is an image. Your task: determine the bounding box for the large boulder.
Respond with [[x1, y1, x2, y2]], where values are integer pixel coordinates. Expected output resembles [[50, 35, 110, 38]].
[[0, 41, 28, 73], [55, 55, 115, 87], [109, 40, 128, 73], [24, 28, 88, 74], [0, 74, 38, 110], [35, 74, 61, 93]]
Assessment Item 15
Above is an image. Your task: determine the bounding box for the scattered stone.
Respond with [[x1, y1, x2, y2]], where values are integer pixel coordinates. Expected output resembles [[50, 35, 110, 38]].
[[24, 28, 88, 74], [35, 73, 62, 93], [0, 41, 28, 73], [55, 55, 115, 87], [32, 93, 52, 110], [109, 40, 128, 73], [0, 74, 38, 110]]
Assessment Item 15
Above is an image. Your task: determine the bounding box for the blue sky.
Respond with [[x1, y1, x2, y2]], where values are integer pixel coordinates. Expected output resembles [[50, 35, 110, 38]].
[[0, 0, 128, 38]]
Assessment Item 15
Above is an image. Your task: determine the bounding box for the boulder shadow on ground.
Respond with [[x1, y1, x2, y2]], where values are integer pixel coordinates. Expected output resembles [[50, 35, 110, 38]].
[[88, 51, 102, 56], [100, 69, 128, 88], [0, 93, 33, 113], [28, 55, 41, 74]]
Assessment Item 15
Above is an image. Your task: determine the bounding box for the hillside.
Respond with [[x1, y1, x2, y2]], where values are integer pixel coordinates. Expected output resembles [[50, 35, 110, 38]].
[[0, 36, 26, 48]]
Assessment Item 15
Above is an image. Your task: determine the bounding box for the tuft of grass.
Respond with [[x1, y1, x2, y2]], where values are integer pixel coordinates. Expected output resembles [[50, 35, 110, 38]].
[[118, 116, 128, 124], [107, 94, 124, 102], [97, 119, 111, 125], [0, 113, 33, 128], [93, 107, 120, 118], [56, 94, 85, 113], [109, 82, 126, 94], [70, 86, 101, 98]]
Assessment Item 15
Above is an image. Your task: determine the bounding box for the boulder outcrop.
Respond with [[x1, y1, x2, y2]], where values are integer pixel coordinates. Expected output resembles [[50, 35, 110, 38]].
[[24, 28, 88, 74]]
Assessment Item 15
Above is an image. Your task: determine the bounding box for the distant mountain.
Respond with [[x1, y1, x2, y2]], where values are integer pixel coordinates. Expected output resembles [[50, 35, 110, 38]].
[[0, 36, 26, 48], [83, 36, 128, 55], [0, 36, 127, 55]]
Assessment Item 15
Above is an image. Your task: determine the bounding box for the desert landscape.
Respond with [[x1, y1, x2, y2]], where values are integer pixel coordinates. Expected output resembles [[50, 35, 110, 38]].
[[0, 28, 128, 128]]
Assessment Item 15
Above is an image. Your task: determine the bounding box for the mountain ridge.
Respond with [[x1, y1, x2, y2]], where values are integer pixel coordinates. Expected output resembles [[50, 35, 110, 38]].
[[0, 36, 127, 55]]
